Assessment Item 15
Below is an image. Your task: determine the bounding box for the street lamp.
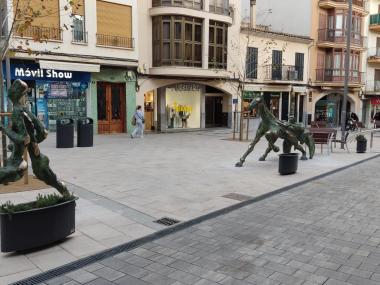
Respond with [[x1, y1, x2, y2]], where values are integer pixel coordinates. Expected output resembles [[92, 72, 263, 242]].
[[340, 0, 353, 148]]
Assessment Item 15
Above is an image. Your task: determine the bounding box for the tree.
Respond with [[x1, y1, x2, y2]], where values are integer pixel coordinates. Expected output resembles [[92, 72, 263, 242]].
[[0, 0, 80, 166], [222, 24, 285, 141]]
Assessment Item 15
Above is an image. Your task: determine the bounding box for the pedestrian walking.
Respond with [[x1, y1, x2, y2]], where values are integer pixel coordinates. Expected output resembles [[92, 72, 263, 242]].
[[131, 105, 144, 138]]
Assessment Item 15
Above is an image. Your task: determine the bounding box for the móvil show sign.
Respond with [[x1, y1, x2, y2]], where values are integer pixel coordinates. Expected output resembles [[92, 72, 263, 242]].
[[8, 63, 90, 82]]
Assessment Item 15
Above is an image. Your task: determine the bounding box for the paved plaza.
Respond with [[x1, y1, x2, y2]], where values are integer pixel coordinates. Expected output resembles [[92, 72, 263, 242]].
[[20, 149, 380, 285], [0, 129, 380, 284]]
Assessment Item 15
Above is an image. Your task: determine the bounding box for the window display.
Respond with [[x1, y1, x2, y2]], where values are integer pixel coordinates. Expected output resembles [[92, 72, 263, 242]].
[[166, 88, 201, 129], [36, 81, 88, 131]]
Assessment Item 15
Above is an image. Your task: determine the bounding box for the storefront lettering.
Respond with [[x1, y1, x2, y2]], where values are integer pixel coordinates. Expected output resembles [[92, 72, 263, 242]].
[[14, 68, 73, 79], [175, 83, 200, 92]]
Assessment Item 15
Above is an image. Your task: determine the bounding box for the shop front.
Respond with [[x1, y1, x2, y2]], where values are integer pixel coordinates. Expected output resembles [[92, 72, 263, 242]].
[[8, 62, 90, 131], [314, 94, 352, 127], [370, 97, 380, 128], [242, 88, 307, 124], [90, 68, 137, 134]]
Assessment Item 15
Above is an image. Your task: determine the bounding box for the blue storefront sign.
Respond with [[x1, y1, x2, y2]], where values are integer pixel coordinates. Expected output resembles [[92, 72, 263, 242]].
[[7, 63, 91, 82]]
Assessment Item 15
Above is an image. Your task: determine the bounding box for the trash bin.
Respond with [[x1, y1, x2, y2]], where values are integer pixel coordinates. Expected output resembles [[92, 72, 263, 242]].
[[56, 118, 74, 148], [77, 118, 93, 147]]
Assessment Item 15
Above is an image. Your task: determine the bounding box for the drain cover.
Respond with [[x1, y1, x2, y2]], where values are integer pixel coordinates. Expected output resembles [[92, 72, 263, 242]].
[[153, 217, 181, 226], [222, 193, 253, 201]]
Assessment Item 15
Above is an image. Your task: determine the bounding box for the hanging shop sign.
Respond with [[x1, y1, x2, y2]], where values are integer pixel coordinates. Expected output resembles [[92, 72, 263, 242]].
[[371, 97, 380, 105], [174, 83, 201, 92], [8, 63, 91, 82]]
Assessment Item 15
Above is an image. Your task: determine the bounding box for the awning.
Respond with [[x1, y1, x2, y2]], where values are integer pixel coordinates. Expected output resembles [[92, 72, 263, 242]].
[[39, 60, 100, 73], [371, 97, 380, 105]]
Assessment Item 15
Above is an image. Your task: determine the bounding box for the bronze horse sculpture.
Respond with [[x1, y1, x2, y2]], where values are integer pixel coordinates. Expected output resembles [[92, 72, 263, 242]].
[[235, 93, 315, 167]]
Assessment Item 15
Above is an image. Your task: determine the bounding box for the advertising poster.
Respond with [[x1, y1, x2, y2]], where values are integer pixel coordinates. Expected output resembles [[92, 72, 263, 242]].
[[36, 98, 49, 128]]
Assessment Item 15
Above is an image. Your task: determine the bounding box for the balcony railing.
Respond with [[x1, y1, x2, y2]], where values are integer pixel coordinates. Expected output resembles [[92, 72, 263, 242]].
[[263, 65, 304, 81], [152, 0, 202, 9], [96, 34, 134, 49], [15, 26, 62, 41], [316, 69, 364, 84], [318, 29, 364, 47], [370, 14, 380, 25], [367, 47, 380, 58], [365, 80, 380, 93], [72, 30, 88, 44], [209, 0, 229, 15]]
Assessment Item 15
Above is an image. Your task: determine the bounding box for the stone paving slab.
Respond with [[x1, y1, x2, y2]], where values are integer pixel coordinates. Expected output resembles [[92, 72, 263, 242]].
[[1, 130, 380, 284], [24, 156, 380, 285]]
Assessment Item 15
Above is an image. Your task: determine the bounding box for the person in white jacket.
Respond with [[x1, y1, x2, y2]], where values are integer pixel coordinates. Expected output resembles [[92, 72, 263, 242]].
[[131, 105, 144, 138]]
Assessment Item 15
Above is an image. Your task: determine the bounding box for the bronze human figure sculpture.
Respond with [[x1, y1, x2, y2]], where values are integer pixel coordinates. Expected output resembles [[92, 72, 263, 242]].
[[0, 80, 69, 196], [235, 93, 315, 167]]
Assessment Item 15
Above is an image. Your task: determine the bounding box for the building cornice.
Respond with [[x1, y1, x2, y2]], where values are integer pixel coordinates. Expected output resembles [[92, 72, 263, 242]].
[[240, 27, 313, 44]]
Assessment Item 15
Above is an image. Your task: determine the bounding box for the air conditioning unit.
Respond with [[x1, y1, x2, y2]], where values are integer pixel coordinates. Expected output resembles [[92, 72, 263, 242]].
[[288, 70, 299, 81]]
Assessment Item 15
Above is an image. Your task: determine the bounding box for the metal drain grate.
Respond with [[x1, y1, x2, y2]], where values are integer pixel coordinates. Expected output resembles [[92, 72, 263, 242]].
[[222, 193, 253, 202], [154, 217, 181, 226]]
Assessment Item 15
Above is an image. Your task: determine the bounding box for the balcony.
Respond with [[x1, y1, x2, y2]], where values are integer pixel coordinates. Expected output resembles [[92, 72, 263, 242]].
[[319, 0, 368, 14], [263, 65, 304, 82], [96, 34, 134, 49], [317, 29, 365, 50], [15, 26, 62, 41], [209, 0, 229, 15], [367, 47, 380, 63], [370, 14, 380, 32], [152, 0, 202, 10], [316, 69, 364, 86], [365, 80, 380, 94], [71, 30, 88, 44]]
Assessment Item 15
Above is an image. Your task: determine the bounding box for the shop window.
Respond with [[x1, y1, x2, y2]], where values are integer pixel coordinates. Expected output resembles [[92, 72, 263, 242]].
[[166, 86, 201, 129]]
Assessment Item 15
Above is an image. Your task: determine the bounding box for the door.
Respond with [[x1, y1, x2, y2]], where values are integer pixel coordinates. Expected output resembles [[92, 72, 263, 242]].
[[206, 96, 224, 127], [272, 50, 282, 80], [97, 82, 125, 134]]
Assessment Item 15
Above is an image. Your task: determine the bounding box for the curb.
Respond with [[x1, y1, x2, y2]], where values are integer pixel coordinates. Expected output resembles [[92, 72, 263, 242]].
[[11, 153, 380, 285]]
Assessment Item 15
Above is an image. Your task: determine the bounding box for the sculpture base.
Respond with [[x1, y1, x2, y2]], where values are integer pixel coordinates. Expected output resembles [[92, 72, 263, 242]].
[[0, 199, 76, 252]]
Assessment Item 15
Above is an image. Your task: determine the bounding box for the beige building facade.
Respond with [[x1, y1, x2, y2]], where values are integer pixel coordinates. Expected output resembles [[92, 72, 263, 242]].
[[308, 0, 367, 127]]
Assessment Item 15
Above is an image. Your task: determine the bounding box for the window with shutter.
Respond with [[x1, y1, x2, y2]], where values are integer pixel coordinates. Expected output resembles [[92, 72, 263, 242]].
[[96, 0, 133, 48], [13, 0, 61, 40]]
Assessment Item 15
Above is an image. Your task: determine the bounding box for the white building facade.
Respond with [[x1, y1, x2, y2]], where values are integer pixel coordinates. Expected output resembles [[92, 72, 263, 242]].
[[137, 0, 240, 132], [4, 0, 139, 134]]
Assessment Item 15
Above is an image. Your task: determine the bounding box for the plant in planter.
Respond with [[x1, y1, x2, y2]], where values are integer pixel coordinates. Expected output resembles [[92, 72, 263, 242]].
[[0, 80, 77, 252], [355, 134, 367, 153]]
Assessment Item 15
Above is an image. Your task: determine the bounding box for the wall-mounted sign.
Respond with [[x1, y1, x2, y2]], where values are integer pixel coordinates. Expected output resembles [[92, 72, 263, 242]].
[[371, 97, 380, 105], [174, 83, 201, 92], [233, 99, 238, 104], [7, 63, 91, 82]]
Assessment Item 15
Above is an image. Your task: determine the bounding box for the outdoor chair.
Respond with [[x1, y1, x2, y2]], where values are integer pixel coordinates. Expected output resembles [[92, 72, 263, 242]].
[[308, 128, 336, 155], [331, 131, 349, 153]]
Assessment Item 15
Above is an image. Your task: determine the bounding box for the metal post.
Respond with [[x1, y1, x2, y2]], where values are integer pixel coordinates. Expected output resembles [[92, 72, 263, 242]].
[[340, 0, 353, 149], [0, 0, 7, 166]]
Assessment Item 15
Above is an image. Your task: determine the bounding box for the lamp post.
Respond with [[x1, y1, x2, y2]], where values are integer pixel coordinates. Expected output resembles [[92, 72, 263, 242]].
[[340, 0, 353, 148]]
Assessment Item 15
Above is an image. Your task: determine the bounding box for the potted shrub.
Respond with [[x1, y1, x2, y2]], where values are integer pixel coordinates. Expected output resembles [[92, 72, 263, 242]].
[[0, 194, 77, 252], [356, 134, 367, 153], [278, 153, 299, 175]]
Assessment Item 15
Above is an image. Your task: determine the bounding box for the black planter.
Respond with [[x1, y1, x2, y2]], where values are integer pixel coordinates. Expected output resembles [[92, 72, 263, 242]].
[[0, 199, 77, 252], [356, 140, 367, 153], [279, 153, 299, 175]]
